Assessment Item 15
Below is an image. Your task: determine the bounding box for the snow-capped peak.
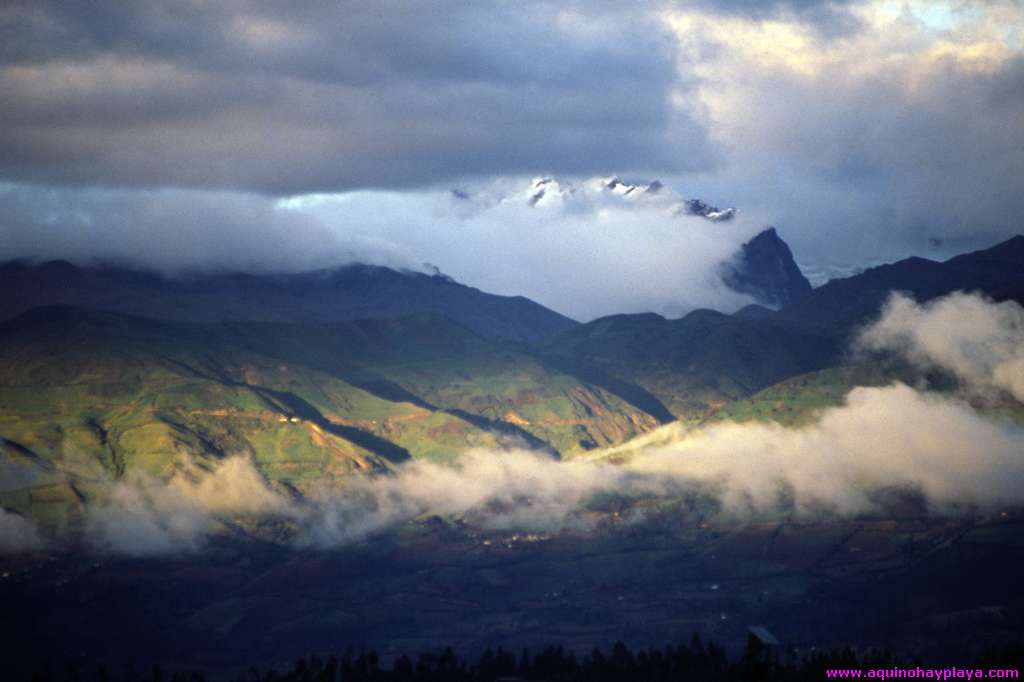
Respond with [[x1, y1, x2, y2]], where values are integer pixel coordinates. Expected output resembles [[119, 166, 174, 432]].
[[681, 199, 736, 222], [518, 176, 575, 207], [588, 175, 664, 198], [451, 175, 736, 222]]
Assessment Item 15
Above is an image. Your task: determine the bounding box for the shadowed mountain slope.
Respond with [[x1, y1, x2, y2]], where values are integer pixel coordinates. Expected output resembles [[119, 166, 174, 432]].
[[0, 260, 578, 342], [541, 235, 1024, 422], [773, 235, 1024, 337], [540, 309, 836, 421]]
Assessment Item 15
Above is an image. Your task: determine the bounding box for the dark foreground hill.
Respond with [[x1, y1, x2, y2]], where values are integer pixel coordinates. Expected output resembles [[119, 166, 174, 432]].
[[25, 634, 1024, 682], [0, 260, 577, 341], [8, 513, 1024, 682]]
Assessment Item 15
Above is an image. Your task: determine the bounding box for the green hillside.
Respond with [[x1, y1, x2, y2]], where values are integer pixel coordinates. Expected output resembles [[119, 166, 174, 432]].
[[707, 363, 1024, 427], [0, 307, 659, 531], [5, 235, 1024, 538], [704, 364, 902, 426]]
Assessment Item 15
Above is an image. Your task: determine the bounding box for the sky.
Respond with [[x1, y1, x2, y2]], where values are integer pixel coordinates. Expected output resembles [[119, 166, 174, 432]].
[[1, 0, 1022, 320]]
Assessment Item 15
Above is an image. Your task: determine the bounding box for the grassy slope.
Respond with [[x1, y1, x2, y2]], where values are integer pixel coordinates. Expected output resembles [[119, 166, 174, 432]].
[[0, 307, 659, 529], [707, 363, 1024, 427], [705, 365, 899, 427]]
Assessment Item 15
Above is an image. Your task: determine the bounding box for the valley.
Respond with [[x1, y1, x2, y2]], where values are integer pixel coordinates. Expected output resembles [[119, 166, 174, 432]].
[[4, 508, 1023, 679], [2, 232, 1024, 679]]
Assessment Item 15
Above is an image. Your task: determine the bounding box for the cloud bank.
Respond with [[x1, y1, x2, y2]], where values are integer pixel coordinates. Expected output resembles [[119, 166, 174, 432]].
[[0, 184, 411, 275], [295, 177, 761, 320], [0, 177, 760, 320], [859, 292, 1024, 401], [82, 386, 1024, 555], [86, 456, 291, 557], [299, 449, 668, 548], [0, 2, 697, 193], [2, 1, 1022, 308], [635, 383, 1024, 516], [302, 380, 1024, 549]]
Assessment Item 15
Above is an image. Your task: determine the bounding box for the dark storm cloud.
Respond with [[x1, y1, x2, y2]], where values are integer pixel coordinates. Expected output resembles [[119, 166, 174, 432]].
[[1, 1, 1022, 313], [0, 1, 706, 194], [664, 1, 1024, 268]]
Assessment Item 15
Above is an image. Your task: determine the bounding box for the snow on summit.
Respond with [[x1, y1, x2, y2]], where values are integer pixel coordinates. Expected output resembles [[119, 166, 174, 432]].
[[454, 175, 737, 222]]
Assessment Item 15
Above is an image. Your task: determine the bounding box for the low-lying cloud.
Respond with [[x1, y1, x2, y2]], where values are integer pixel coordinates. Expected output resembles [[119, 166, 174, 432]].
[[0, 177, 760, 321], [303, 381, 1024, 548], [635, 383, 1024, 516], [86, 387, 1024, 555], [86, 456, 291, 557], [859, 292, 1024, 401], [298, 449, 668, 548]]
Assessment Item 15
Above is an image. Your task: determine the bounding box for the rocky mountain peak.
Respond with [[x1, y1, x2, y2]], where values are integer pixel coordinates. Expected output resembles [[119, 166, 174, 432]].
[[720, 228, 812, 308]]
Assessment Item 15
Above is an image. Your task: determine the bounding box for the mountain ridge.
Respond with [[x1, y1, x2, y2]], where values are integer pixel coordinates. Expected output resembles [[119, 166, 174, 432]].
[[0, 260, 578, 342], [771, 233, 1024, 336], [3, 233, 1024, 535], [542, 233, 1024, 422]]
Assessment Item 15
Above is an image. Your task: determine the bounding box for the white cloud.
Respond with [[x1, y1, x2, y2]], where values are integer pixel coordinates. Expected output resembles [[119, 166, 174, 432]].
[[298, 177, 760, 320], [633, 383, 1024, 516], [0, 185, 413, 275], [0, 175, 761, 321], [859, 291, 1024, 401], [86, 456, 290, 557]]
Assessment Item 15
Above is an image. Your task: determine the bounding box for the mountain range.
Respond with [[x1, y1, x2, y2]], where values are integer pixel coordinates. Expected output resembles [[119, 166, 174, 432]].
[[0, 259, 575, 342], [2, 230, 1023, 534]]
